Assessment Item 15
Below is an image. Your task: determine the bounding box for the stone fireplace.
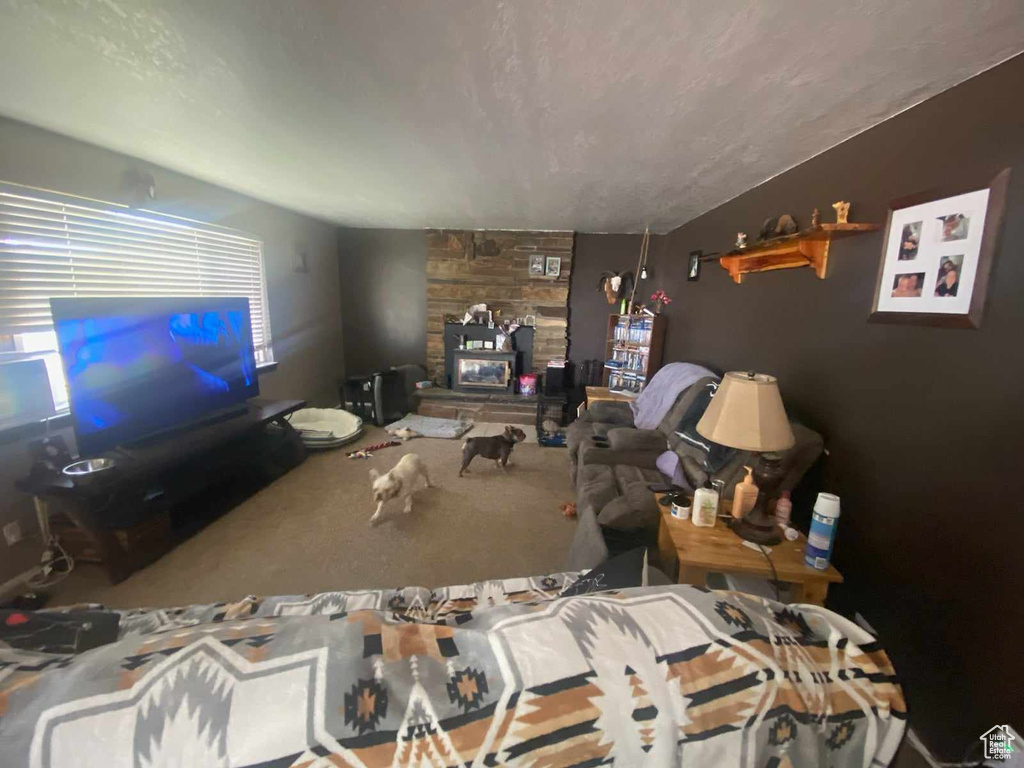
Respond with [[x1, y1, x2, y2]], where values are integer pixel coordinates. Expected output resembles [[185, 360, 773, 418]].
[[425, 230, 573, 384]]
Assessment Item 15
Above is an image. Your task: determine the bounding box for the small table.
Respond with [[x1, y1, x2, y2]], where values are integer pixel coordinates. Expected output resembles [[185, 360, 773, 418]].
[[655, 492, 843, 605]]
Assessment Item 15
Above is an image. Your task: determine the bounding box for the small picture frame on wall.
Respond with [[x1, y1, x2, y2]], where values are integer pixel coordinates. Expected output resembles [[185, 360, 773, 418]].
[[688, 250, 702, 282], [528, 254, 545, 276], [870, 167, 1010, 328], [545, 256, 561, 277]]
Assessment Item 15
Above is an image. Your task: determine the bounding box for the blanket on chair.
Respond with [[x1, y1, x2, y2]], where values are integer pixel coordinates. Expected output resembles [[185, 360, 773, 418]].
[[631, 362, 717, 429]]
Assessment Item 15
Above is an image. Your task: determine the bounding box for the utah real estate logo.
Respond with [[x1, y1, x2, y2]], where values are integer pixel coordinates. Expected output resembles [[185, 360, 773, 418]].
[[981, 725, 1016, 762]]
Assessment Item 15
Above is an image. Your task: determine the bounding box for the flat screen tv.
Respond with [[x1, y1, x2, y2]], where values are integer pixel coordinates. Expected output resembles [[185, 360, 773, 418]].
[[51, 297, 259, 456]]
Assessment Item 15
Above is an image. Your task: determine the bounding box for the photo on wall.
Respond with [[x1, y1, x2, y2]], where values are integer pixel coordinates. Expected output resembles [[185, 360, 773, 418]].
[[937, 213, 970, 242], [870, 168, 1010, 329], [890, 272, 925, 298], [897, 221, 921, 260], [934, 255, 963, 297], [528, 254, 545, 276]]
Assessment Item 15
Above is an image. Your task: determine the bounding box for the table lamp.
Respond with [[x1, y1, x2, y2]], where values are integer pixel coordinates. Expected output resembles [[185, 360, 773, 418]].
[[696, 371, 795, 545]]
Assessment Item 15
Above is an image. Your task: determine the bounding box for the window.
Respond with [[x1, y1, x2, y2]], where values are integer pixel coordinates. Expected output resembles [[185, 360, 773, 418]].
[[0, 182, 273, 420]]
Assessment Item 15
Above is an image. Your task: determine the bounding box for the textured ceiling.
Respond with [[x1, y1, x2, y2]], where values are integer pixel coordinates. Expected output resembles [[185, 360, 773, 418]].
[[0, 1, 1022, 233]]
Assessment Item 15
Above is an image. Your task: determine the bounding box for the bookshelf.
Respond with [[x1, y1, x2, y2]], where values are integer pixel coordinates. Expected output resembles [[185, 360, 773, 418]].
[[601, 314, 667, 392]]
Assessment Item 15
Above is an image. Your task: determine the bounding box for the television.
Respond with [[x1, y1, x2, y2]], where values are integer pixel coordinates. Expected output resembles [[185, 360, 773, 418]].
[[51, 297, 259, 456]]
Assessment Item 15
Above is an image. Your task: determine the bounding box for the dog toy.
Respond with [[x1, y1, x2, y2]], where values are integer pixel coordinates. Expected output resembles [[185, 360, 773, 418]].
[[346, 440, 401, 459], [388, 428, 422, 442], [559, 502, 577, 520]]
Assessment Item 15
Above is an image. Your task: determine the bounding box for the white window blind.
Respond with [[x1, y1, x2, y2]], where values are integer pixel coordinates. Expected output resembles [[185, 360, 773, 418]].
[[0, 183, 273, 364]]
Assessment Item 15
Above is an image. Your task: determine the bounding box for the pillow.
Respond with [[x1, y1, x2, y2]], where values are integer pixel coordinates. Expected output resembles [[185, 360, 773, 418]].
[[656, 450, 688, 488], [561, 547, 647, 596]]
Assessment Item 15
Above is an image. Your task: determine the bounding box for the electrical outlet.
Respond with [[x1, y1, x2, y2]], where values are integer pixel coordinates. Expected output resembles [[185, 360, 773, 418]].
[[3, 521, 22, 546]]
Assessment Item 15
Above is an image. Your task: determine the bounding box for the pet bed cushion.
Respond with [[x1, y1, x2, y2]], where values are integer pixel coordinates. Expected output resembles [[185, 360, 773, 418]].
[[288, 407, 363, 449], [383, 414, 473, 439]]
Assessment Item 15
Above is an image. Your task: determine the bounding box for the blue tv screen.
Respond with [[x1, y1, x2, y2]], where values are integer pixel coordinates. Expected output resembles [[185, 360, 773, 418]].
[[51, 297, 259, 456]]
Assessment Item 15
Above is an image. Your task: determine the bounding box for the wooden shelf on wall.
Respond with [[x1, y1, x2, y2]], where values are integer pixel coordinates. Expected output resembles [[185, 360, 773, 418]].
[[718, 223, 880, 284]]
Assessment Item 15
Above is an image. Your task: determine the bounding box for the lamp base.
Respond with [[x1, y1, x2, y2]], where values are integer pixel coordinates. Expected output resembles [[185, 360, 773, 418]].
[[730, 515, 782, 545]]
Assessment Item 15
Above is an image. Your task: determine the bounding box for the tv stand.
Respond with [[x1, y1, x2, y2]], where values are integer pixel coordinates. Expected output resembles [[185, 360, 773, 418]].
[[16, 399, 307, 583], [120, 403, 250, 450]]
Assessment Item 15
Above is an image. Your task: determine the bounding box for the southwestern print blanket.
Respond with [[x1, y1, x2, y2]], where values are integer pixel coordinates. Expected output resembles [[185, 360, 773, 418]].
[[0, 574, 905, 767]]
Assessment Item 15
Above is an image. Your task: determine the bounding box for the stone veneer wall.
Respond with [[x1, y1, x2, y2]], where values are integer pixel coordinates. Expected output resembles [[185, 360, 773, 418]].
[[425, 230, 573, 383]]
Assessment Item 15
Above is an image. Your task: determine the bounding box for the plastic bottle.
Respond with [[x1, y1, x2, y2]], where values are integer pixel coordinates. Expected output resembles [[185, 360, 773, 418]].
[[774, 490, 792, 527], [731, 466, 759, 520], [804, 493, 840, 570], [692, 480, 719, 528]]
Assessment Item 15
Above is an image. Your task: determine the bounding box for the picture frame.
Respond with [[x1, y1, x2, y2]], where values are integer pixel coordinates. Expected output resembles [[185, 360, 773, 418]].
[[528, 254, 545, 276], [870, 168, 1010, 328], [687, 250, 702, 282], [544, 256, 561, 277]]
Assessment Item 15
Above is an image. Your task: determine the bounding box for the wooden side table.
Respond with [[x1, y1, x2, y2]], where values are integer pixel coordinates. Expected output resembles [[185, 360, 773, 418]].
[[655, 492, 843, 605]]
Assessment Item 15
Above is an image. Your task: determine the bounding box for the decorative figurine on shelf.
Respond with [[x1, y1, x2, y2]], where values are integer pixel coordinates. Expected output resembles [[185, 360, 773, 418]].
[[758, 214, 799, 241], [833, 201, 850, 224], [596, 270, 635, 305], [736, 232, 748, 249], [811, 208, 820, 228], [650, 289, 672, 314]]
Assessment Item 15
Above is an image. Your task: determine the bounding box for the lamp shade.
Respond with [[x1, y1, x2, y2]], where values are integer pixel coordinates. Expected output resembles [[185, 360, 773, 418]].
[[696, 372, 795, 452]]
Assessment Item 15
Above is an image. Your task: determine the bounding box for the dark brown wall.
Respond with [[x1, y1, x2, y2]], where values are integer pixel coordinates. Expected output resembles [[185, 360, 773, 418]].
[[571, 55, 1024, 758], [337, 228, 427, 375], [570, 233, 670, 363]]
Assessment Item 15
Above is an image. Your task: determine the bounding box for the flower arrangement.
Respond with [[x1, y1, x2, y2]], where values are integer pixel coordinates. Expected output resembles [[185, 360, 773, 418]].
[[650, 289, 672, 314]]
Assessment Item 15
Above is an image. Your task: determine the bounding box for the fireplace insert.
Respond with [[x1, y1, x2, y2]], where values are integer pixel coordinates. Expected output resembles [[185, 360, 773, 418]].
[[452, 350, 516, 394]]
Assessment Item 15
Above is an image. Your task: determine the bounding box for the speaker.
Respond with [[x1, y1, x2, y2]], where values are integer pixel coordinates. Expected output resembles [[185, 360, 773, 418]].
[[545, 362, 567, 394]]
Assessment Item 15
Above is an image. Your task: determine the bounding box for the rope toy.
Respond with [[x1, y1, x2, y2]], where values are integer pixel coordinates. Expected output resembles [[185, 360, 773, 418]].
[[346, 440, 401, 459]]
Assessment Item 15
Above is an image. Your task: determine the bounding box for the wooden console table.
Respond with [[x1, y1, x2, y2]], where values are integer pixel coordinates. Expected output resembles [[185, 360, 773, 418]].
[[655, 492, 843, 605], [16, 399, 307, 583]]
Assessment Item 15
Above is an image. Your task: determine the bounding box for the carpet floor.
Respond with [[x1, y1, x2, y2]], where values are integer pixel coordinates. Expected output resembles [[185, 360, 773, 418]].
[[48, 426, 577, 609]]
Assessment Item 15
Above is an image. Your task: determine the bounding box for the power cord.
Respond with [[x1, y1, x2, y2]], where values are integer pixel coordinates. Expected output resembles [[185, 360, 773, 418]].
[[26, 536, 74, 589], [754, 544, 782, 602]]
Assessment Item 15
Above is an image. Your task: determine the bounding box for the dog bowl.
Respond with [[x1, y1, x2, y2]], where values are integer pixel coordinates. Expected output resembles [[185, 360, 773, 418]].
[[62, 457, 117, 482]]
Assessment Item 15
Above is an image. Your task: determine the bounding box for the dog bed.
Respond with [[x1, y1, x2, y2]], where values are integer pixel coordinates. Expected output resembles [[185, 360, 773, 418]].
[[287, 407, 363, 449], [383, 414, 473, 439]]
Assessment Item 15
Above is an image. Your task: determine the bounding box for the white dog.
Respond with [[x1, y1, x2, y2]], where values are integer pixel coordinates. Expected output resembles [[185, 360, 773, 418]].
[[368, 453, 432, 526]]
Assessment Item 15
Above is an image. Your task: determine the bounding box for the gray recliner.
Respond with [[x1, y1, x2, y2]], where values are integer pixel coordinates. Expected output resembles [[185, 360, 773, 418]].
[[565, 374, 824, 572]]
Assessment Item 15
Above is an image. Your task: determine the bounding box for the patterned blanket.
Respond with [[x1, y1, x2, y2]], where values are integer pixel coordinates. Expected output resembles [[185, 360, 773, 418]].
[[0, 574, 906, 767]]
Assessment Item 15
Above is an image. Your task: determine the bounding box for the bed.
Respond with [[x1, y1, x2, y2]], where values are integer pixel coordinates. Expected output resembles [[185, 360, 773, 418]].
[[0, 574, 905, 767]]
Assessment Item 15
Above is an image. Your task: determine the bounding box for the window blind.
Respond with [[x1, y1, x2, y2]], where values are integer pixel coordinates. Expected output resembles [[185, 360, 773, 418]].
[[0, 184, 273, 363]]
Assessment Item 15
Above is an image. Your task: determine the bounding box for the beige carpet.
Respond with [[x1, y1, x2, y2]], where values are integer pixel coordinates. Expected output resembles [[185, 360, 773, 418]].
[[49, 426, 577, 609]]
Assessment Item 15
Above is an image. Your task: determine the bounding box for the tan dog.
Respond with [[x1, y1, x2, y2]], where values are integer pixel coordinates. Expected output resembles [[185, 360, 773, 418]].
[[368, 453, 432, 526]]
